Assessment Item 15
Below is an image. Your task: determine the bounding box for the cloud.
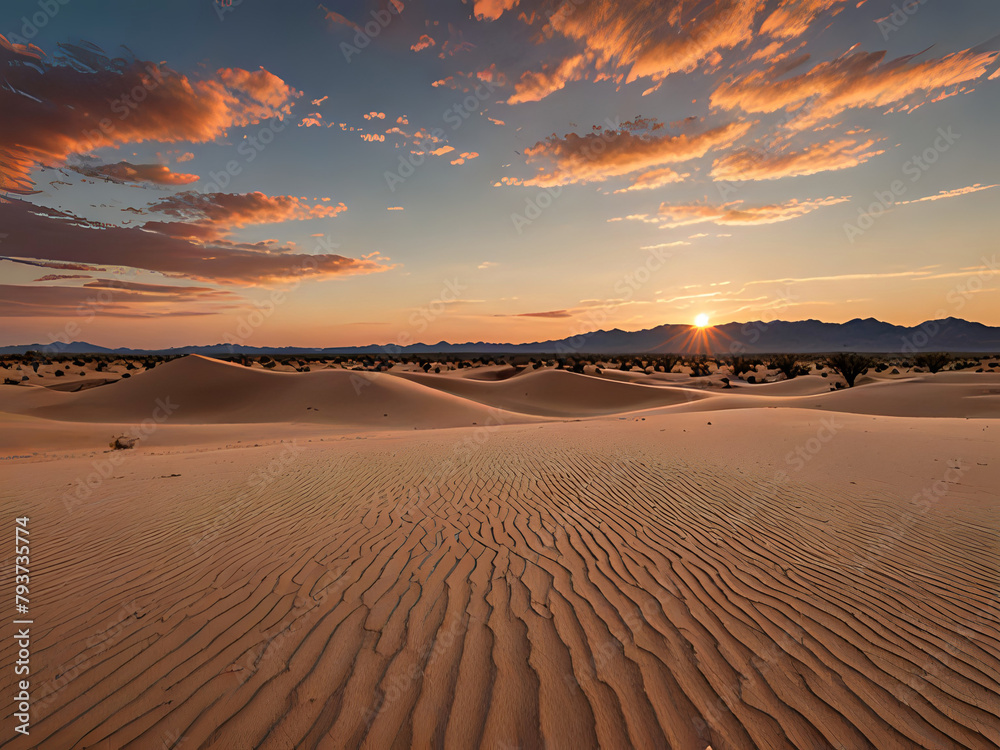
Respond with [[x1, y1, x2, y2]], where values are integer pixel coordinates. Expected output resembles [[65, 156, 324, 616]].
[[759, 0, 849, 39], [143, 192, 347, 241], [478, 261, 498, 269], [711, 138, 884, 181], [33, 274, 93, 282], [516, 309, 572, 318], [311, 95, 329, 106], [898, 183, 999, 205], [1, 257, 107, 272], [711, 46, 999, 128], [0, 199, 390, 285], [0, 282, 246, 318], [318, 5, 364, 34], [68, 161, 200, 185], [744, 269, 933, 285], [656, 196, 849, 227], [475, 0, 765, 85], [507, 54, 587, 104], [0, 37, 300, 194], [411, 34, 436, 52], [513, 119, 752, 187], [613, 167, 689, 193], [450, 151, 479, 165], [299, 113, 324, 127], [387, 206, 404, 210]]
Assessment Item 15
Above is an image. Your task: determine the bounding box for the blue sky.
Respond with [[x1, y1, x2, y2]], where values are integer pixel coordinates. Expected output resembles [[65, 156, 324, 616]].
[[1, 0, 998, 347]]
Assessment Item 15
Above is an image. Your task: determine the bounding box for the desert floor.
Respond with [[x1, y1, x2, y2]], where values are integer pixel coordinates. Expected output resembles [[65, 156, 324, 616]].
[[0, 355, 998, 749]]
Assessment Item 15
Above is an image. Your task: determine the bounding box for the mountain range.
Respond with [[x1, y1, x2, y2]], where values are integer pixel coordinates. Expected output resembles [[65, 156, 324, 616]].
[[2, 317, 998, 356]]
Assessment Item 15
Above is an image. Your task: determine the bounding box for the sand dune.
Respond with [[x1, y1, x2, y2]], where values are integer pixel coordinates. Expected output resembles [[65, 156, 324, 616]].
[[392, 367, 706, 417], [1, 416, 997, 749], [0, 355, 998, 749], [2, 356, 538, 429]]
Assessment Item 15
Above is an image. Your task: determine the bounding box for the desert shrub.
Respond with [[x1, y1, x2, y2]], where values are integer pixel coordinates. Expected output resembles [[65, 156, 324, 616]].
[[768, 354, 809, 379], [727, 356, 758, 377], [659, 355, 681, 374], [826, 353, 873, 388], [687, 357, 711, 377], [913, 352, 951, 373]]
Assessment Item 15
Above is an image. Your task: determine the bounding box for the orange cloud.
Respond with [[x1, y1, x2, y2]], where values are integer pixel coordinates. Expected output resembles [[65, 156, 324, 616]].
[[0, 282, 247, 318], [712, 46, 999, 128], [759, 0, 848, 39], [516, 309, 572, 319], [318, 5, 364, 34], [657, 196, 850, 228], [144, 192, 347, 240], [69, 161, 199, 185], [613, 167, 689, 193], [508, 54, 587, 104], [473, 0, 518, 20], [411, 34, 436, 52], [514, 119, 752, 187], [898, 183, 999, 205], [478, 0, 763, 85], [0, 37, 300, 195], [711, 138, 884, 181], [0, 199, 389, 286]]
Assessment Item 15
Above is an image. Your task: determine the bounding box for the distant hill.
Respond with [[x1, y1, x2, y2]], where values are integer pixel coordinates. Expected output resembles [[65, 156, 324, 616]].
[[2, 317, 999, 356]]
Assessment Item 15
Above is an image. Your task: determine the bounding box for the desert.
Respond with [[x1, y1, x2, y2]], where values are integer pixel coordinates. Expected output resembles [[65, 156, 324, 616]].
[[3, 0, 1000, 745], [1, 352, 998, 748]]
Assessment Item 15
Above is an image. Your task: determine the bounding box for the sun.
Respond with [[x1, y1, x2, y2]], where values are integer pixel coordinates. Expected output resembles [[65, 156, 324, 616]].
[[694, 313, 711, 328]]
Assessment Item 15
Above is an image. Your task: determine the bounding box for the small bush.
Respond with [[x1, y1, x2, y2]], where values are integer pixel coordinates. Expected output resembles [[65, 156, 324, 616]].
[[826, 353, 873, 388], [913, 352, 951, 373]]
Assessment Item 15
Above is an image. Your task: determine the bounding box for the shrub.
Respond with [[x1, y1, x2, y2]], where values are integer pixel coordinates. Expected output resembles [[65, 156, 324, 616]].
[[914, 352, 951, 373], [727, 356, 759, 377], [687, 357, 711, 377], [826, 353, 873, 388], [768, 354, 809, 379]]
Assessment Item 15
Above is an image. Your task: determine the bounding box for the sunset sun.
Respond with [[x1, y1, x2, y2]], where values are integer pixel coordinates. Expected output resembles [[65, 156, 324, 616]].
[[694, 313, 711, 328]]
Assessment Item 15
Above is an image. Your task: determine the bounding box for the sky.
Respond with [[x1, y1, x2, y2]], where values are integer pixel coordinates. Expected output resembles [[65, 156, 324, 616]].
[[1, 0, 999, 348]]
